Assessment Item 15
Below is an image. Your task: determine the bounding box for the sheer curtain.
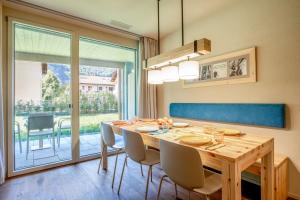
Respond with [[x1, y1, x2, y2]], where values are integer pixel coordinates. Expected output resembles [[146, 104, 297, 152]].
[[138, 37, 158, 119], [0, 80, 4, 184]]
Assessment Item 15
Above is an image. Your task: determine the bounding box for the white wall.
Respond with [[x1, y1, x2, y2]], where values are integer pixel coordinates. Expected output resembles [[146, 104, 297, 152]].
[[158, 0, 300, 197], [15, 61, 42, 103]]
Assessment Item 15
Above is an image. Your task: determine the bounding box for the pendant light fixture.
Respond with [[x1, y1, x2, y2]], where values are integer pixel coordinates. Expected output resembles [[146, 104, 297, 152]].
[[148, 69, 163, 84], [147, 0, 163, 85], [178, 0, 198, 80], [178, 57, 199, 80], [162, 64, 179, 82], [146, 0, 211, 84]]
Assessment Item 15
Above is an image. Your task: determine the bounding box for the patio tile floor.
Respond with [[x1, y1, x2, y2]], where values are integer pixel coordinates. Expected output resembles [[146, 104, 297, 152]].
[[14, 134, 103, 170]]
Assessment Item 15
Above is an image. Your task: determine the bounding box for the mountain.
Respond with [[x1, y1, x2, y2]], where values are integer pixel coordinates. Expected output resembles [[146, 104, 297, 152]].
[[48, 63, 116, 85]]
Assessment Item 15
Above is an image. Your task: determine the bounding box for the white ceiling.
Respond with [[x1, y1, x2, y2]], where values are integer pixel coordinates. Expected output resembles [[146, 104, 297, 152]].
[[22, 0, 238, 39]]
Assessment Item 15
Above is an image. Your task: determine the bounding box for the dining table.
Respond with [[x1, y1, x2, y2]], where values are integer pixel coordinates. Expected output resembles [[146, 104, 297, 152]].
[[100, 120, 274, 200]]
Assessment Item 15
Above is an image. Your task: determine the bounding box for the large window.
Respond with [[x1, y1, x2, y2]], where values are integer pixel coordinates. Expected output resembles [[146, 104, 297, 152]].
[[79, 37, 136, 157], [12, 22, 72, 170], [8, 20, 138, 174]]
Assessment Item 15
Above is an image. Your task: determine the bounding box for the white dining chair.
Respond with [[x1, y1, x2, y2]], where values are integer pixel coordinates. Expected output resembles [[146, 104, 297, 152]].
[[118, 129, 160, 200], [157, 139, 222, 200], [98, 122, 125, 188]]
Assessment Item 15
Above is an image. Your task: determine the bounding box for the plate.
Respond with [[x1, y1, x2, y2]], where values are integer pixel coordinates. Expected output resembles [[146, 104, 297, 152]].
[[135, 126, 159, 132], [173, 122, 189, 128], [112, 120, 129, 126], [179, 136, 212, 146], [220, 128, 241, 136]]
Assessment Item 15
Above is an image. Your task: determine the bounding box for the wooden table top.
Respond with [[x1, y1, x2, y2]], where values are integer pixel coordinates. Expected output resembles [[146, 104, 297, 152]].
[[108, 120, 274, 162]]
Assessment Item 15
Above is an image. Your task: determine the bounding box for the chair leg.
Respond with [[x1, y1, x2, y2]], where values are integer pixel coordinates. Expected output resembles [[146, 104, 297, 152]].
[[52, 133, 56, 156], [26, 135, 29, 160], [18, 132, 22, 154], [150, 166, 153, 182], [174, 183, 178, 199], [188, 191, 191, 200], [57, 128, 61, 148], [140, 164, 144, 176], [145, 165, 152, 200], [97, 156, 102, 174], [98, 145, 105, 173], [156, 175, 167, 200], [112, 149, 120, 188], [117, 156, 127, 195], [205, 195, 210, 200]]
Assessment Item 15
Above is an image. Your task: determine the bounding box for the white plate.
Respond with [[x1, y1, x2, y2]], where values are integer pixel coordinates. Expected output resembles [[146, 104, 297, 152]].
[[179, 136, 212, 146], [135, 126, 159, 132], [173, 122, 189, 128]]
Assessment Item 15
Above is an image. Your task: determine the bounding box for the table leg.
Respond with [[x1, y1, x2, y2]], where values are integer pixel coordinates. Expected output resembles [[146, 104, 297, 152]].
[[261, 148, 274, 200], [100, 134, 108, 170], [222, 161, 241, 200], [39, 136, 43, 149]]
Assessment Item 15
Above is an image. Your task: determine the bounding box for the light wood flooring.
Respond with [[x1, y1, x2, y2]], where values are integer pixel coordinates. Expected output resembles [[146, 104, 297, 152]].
[[0, 154, 295, 200]]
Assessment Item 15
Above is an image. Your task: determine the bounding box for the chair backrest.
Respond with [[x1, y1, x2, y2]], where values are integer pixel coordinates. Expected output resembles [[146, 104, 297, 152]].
[[122, 129, 145, 163], [159, 139, 205, 190], [101, 122, 115, 147], [28, 113, 54, 131]]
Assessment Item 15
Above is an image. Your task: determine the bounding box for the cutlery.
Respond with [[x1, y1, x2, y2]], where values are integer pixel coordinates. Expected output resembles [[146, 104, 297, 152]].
[[209, 144, 226, 151], [204, 143, 220, 150]]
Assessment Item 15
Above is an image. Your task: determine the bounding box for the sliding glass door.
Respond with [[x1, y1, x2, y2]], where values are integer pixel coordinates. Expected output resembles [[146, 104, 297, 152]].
[[12, 22, 72, 170], [79, 37, 136, 157], [8, 19, 137, 175]]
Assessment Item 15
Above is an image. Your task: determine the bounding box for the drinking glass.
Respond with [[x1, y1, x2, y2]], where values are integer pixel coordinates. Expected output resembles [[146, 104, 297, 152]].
[[162, 122, 169, 133], [214, 130, 224, 143]]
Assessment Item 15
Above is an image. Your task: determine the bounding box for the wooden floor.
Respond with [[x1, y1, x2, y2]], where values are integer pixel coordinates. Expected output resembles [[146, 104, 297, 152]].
[[0, 154, 294, 200]]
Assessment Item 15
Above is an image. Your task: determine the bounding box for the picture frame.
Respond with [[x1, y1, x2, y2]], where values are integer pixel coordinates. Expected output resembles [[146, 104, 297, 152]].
[[183, 47, 256, 88]]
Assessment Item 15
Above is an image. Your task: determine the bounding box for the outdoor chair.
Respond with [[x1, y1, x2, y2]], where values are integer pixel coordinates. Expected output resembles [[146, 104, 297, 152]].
[[57, 117, 71, 148], [26, 113, 55, 159], [14, 121, 22, 153]]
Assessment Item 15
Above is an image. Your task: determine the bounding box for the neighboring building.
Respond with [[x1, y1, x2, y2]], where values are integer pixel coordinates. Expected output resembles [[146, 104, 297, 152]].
[[15, 60, 43, 104], [15, 61, 119, 104], [79, 73, 118, 95]]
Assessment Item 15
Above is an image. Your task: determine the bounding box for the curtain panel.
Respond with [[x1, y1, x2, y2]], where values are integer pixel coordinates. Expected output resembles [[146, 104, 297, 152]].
[[0, 82, 4, 184], [138, 37, 158, 119], [0, 1, 5, 185]]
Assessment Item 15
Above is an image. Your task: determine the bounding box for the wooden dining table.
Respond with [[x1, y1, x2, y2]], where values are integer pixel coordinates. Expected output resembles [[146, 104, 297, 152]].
[[100, 120, 274, 200]]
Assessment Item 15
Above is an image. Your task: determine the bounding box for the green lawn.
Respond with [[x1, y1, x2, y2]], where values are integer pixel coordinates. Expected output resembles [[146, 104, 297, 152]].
[[14, 113, 119, 141]]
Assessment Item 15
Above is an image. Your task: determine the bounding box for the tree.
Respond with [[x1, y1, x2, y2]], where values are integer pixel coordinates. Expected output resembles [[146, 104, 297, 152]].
[[42, 71, 61, 101]]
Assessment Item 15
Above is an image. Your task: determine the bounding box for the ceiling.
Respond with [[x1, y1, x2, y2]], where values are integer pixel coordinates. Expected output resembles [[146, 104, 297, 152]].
[[15, 22, 136, 63], [22, 0, 238, 39]]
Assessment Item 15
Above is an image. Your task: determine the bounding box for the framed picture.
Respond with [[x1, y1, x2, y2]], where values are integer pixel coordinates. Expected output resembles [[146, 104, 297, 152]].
[[183, 47, 256, 88], [228, 56, 248, 78], [200, 64, 212, 80], [212, 62, 227, 79]]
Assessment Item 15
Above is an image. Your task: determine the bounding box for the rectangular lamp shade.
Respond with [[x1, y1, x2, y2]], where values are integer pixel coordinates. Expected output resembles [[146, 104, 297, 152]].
[[144, 38, 211, 69]]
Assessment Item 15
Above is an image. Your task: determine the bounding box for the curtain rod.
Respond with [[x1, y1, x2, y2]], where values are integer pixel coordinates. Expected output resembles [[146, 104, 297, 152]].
[[5, 0, 144, 39]]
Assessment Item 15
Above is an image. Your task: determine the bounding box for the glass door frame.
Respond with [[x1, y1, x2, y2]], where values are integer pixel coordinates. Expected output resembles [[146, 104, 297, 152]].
[[6, 17, 80, 177], [6, 17, 138, 177], [77, 35, 137, 158]]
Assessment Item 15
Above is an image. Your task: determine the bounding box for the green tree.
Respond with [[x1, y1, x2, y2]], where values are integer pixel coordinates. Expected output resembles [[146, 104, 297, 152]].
[[42, 71, 60, 101]]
